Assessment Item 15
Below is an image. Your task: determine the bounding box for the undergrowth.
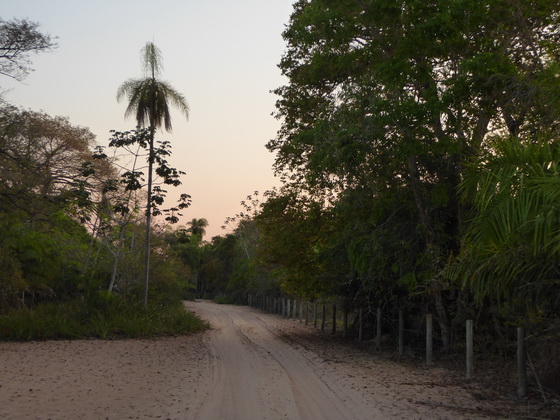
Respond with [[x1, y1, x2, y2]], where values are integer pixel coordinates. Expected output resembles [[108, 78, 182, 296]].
[[0, 296, 208, 341]]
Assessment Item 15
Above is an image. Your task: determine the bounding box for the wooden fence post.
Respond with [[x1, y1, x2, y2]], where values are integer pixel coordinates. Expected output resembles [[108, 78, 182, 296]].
[[376, 307, 382, 349], [305, 302, 309, 326], [314, 302, 318, 328], [398, 309, 404, 355], [517, 327, 527, 397], [292, 299, 296, 319], [426, 314, 433, 365], [343, 306, 348, 338], [332, 304, 337, 334], [321, 304, 326, 333], [358, 308, 363, 342], [466, 320, 473, 379], [292, 299, 295, 318]]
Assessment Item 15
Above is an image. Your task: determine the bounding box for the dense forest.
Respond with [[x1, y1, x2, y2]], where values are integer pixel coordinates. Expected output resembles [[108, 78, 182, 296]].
[[0, 20, 204, 338], [1, 0, 559, 394], [192, 0, 560, 393]]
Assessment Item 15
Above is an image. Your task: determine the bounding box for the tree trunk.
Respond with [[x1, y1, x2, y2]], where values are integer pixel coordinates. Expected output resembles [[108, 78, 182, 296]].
[[407, 155, 432, 238], [108, 244, 120, 292], [434, 287, 450, 350], [108, 224, 127, 293], [408, 154, 450, 350], [143, 129, 155, 309]]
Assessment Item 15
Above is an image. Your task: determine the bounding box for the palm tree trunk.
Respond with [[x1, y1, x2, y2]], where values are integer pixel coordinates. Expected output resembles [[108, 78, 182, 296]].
[[108, 243, 121, 293], [108, 224, 127, 293], [143, 129, 155, 309]]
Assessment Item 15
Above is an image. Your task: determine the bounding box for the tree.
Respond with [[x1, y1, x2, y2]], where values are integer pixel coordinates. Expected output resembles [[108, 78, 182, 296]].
[[0, 18, 56, 82], [94, 128, 191, 298], [256, 188, 328, 299], [0, 104, 108, 222], [187, 218, 208, 239], [117, 42, 189, 308], [0, 106, 112, 310], [268, 0, 560, 348]]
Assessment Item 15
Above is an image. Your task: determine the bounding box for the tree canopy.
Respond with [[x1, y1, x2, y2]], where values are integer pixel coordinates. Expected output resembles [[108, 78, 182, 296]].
[[0, 18, 56, 82], [189, 0, 560, 360], [117, 42, 189, 132], [265, 0, 560, 311]]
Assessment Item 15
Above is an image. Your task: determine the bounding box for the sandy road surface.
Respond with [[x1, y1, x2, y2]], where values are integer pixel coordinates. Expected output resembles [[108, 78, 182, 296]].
[[190, 300, 379, 420], [0, 301, 508, 419], [187, 301, 499, 420]]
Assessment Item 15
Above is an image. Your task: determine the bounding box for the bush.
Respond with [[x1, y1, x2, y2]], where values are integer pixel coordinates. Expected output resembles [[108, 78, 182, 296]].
[[0, 295, 208, 341], [213, 294, 235, 305]]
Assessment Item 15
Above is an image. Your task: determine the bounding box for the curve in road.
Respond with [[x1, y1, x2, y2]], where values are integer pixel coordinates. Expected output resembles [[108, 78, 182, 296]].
[[188, 301, 380, 420]]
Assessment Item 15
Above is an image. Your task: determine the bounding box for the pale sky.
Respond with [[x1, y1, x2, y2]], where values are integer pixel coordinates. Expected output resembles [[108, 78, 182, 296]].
[[1, 0, 294, 239]]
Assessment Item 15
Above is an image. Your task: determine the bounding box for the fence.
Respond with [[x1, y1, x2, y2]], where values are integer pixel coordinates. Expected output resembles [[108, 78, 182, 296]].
[[246, 294, 551, 400]]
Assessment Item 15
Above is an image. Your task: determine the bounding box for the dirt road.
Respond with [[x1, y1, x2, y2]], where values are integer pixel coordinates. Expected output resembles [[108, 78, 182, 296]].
[[0, 301, 506, 419], [189, 300, 379, 420], [186, 301, 495, 420]]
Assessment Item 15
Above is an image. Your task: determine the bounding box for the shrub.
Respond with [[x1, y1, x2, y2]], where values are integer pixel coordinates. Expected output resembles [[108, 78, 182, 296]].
[[0, 295, 208, 341]]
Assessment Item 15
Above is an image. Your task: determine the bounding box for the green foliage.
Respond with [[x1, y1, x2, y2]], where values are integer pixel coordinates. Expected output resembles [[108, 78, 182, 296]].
[[255, 189, 328, 299], [186, 218, 209, 239], [96, 128, 192, 223], [0, 105, 102, 223], [0, 82, 203, 342], [0, 209, 93, 310], [451, 137, 560, 311], [117, 42, 189, 132], [0, 296, 208, 341], [213, 294, 235, 305], [115, 41, 190, 309], [264, 0, 560, 307], [201, 0, 560, 360]]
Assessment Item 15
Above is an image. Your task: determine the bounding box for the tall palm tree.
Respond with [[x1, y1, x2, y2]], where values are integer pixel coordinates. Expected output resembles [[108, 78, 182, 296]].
[[117, 42, 189, 308]]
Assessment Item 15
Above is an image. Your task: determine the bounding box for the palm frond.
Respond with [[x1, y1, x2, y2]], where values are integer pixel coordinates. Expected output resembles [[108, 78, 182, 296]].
[[116, 52, 189, 132], [452, 135, 560, 306], [141, 42, 163, 78]]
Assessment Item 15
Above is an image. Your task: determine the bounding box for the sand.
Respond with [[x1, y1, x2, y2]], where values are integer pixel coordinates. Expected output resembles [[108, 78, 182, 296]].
[[0, 301, 532, 419]]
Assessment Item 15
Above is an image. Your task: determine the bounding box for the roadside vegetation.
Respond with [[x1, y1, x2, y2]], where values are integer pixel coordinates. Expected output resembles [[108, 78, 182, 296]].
[[185, 0, 560, 399], [0, 21, 206, 340], [1, 3, 559, 402]]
